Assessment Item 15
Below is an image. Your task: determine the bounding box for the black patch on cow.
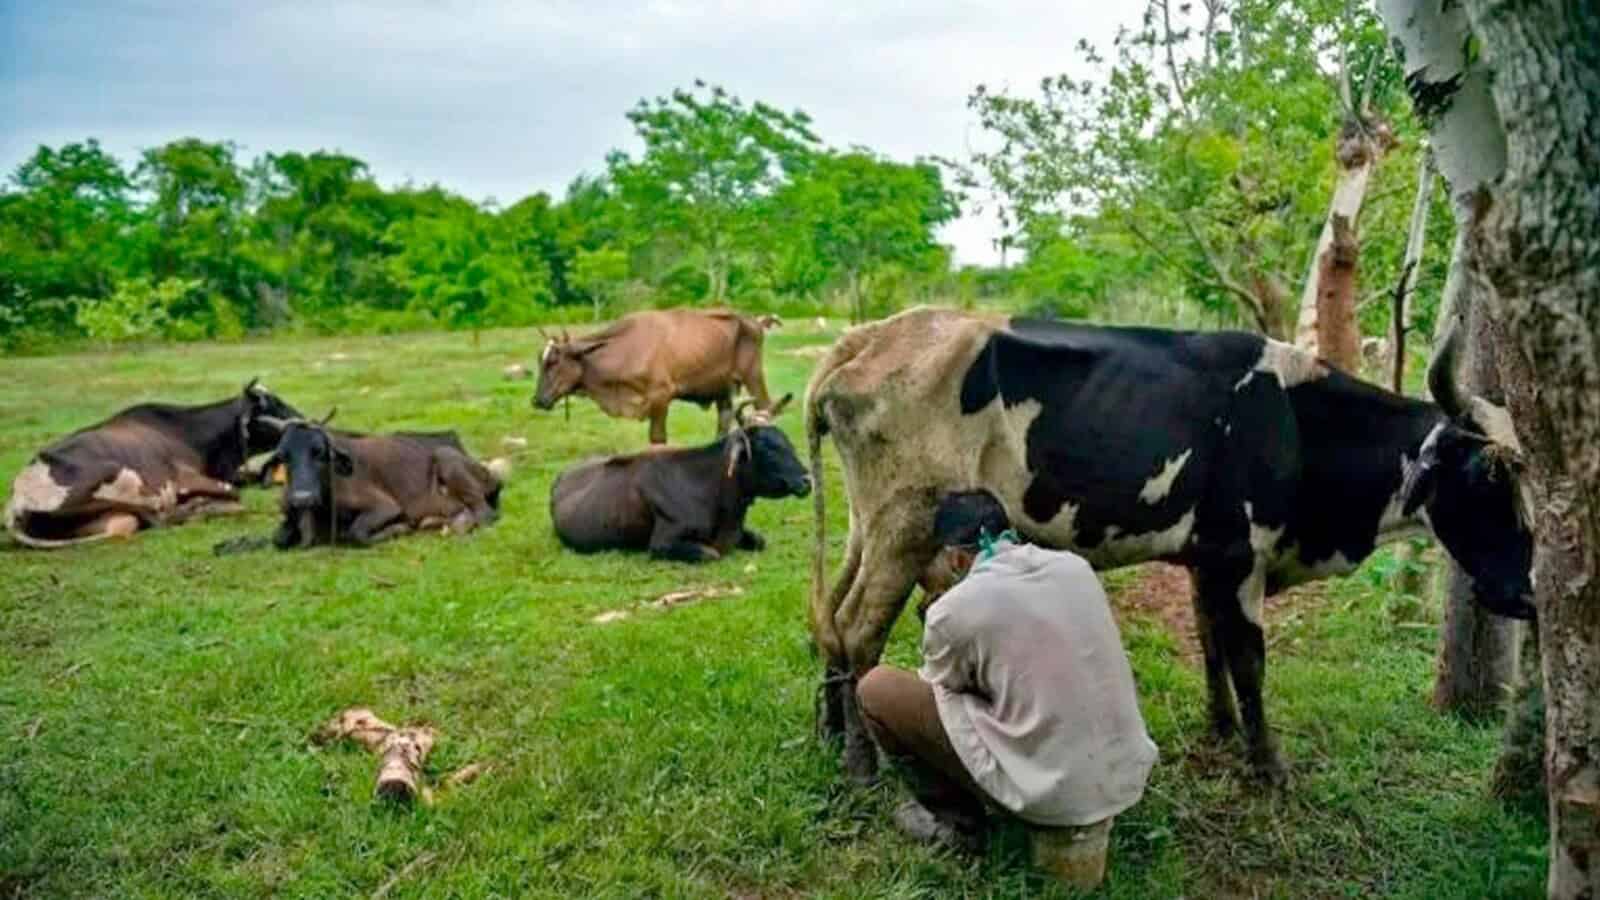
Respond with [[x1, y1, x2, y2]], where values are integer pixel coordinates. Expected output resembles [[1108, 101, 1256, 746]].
[[960, 320, 1266, 552]]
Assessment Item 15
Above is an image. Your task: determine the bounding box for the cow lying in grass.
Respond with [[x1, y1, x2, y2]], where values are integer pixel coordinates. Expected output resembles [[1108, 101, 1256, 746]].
[[6, 379, 300, 548], [549, 396, 810, 562], [218, 412, 507, 552]]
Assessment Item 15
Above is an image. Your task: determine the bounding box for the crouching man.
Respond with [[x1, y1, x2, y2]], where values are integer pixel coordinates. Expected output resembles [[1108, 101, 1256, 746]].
[[856, 489, 1157, 889]]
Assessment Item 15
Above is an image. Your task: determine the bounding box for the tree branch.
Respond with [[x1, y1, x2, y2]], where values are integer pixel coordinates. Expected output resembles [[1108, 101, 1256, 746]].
[[1155, 0, 1192, 117]]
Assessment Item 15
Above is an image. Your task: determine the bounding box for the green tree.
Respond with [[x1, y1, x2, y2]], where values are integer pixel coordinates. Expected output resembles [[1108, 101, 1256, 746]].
[[134, 139, 252, 331], [777, 150, 958, 322], [608, 81, 820, 304], [569, 246, 630, 320], [966, 0, 1430, 338]]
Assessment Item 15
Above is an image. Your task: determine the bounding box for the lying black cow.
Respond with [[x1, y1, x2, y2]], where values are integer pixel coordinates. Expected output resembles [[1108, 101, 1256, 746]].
[[5, 379, 300, 548], [230, 413, 508, 550], [807, 307, 1532, 784], [550, 396, 811, 561]]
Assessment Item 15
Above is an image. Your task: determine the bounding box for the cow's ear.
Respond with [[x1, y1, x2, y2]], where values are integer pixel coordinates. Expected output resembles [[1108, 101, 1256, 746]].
[[1401, 460, 1439, 516], [332, 446, 355, 477], [577, 340, 608, 358]]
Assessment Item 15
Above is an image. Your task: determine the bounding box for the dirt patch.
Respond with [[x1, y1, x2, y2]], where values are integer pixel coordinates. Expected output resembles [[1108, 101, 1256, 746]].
[[1109, 562, 1331, 665]]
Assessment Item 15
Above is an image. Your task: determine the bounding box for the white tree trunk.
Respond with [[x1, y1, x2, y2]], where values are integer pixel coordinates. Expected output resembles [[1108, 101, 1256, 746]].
[[1378, 0, 1522, 723], [1458, 2, 1600, 896]]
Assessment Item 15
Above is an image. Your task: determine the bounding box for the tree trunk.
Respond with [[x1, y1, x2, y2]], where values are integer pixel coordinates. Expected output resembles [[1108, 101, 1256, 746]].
[[1459, 2, 1600, 895], [1377, 0, 1522, 741], [1493, 623, 1547, 809], [1295, 117, 1392, 369], [1433, 271, 1518, 714], [1311, 213, 1363, 373]]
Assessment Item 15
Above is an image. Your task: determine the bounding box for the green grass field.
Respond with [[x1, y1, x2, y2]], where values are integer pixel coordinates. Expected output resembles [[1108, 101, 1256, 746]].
[[0, 323, 1546, 898]]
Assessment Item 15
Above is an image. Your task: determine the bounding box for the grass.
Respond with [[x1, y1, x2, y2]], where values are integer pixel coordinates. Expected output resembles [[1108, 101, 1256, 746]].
[[0, 322, 1546, 899]]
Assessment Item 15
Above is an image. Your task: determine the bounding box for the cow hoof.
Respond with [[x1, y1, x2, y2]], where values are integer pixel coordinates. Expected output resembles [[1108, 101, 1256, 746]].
[[1249, 752, 1290, 788], [842, 734, 880, 786]]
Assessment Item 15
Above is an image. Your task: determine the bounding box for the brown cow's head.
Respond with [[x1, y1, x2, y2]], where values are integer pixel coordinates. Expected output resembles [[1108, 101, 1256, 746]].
[[533, 328, 606, 410], [727, 394, 811, 499], [1401, 323, 1534, 620]]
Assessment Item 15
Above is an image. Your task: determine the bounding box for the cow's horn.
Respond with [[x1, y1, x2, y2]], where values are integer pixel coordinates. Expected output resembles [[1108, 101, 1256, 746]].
[[320, 407, 338, 426], [734, 399, 757, 425], [1427, 317, 1468, 421], [535, 324, 552, 342], [244, 376, 260, 393], [1469, 397, 1522, 455], [256, 415, 290, 431]]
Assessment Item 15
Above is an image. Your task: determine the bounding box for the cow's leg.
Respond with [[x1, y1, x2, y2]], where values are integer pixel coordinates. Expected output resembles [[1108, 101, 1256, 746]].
[[346, 500, 408, 547], [1195, 562, 1284, 785], [648, 406, 669, 445], [169, 468, 243, 521], [72, 512, 141, 540], [715, 392, 734, 436], [736, 528, 765, 551], [431, 449, 496, 529], [648, 519, 720, 563], [1190, 568, 1240, 742], [816, 528, 864, 743], [833, 531, 935, 783]]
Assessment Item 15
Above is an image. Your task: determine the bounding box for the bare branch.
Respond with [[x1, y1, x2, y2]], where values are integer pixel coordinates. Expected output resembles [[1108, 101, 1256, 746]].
[[1155, 0, 1192, 117]]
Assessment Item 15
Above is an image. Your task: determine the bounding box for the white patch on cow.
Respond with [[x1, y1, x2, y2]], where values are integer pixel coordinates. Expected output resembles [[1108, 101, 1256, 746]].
[[1238, 563, 1267, 627], [6, 462, 70, 527], [1233, 370, 1255, 392], [1252, 339, 1326, 387], [541, 341, 556, 364], [251, 382, 271, 396], [1092, 509, 1196, 569], [1138, 449, 1192, 505], [92, 468, 172, 512]]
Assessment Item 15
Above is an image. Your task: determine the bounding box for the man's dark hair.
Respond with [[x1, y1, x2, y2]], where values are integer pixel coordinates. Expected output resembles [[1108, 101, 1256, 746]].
[[931, 489, 1010, 549]]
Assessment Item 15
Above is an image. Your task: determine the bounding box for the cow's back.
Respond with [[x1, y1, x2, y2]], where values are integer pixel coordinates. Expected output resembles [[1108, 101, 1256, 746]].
[[549, 456, 653, 551], [809, 307, 1310, 569]]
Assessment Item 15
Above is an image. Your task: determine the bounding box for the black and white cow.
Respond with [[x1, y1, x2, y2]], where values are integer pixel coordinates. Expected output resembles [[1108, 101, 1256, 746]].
[[806, 307, 1531, 784]]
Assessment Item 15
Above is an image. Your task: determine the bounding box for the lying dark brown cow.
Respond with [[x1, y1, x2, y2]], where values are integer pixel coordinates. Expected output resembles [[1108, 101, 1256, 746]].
[[533, 309, 781, 444], [5, 379, 300, 548], [238, 414, 508, 550], [549, 397, 810, 561]]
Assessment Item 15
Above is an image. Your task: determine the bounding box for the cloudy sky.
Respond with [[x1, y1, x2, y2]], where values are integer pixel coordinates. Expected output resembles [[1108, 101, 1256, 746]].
[[1, 1, 1131, 264]]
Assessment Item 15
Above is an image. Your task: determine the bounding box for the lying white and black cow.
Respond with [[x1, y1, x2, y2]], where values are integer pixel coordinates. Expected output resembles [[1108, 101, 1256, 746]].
[[549, 397, 811, 561], [226, 413, 508, 551], [807, 307, 1532, 784], [5, 379, 300, 548]]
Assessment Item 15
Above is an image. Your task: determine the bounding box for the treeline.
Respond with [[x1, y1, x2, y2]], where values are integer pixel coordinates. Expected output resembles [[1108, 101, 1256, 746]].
[[0, 83, 961, 350]]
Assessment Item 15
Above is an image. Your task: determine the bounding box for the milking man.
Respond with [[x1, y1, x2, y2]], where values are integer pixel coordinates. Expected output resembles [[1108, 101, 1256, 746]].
[[856, 489, 1157, 888]]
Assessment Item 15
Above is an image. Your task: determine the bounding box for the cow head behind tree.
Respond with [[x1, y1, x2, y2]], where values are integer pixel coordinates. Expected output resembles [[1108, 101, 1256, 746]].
[[1401, 325, 1534, 619]]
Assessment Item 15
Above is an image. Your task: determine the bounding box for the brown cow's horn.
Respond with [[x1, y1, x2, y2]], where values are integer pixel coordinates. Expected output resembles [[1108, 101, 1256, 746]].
[[1427, 317, 1467, 420], [535, 324, 552, 342]]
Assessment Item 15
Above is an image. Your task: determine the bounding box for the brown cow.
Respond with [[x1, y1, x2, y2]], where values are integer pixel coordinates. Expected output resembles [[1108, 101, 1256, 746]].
[[532, 309, 780, 444], [5, 379, 300, 548], [235, 414, 509, 550]]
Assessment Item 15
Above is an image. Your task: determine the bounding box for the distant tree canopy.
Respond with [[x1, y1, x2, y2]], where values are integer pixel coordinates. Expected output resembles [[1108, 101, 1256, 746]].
[[0, 84, 960, 350], [964, 0, 1456, 339]]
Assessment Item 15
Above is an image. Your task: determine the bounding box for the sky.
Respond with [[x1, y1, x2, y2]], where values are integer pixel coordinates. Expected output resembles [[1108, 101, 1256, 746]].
[[1, 1, 1131, 265]]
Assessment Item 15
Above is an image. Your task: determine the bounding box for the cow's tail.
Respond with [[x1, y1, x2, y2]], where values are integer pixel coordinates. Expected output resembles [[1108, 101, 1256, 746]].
[[6, 525, 123, 550], [808, 392, 832, 661]]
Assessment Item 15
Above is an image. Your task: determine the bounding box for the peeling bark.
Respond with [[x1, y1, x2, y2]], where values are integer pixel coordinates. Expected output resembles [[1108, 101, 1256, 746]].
[[1296, 117, 1394, 367], [1457, 2, 1600, 895]]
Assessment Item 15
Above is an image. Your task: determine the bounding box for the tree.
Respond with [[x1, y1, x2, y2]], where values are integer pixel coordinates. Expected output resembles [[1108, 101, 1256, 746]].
[[0, 140, 140, 343], [608, 81, 820, 305], [1374, 0, 1519, 724], [966, 0, 1424, 339], [777, 151, 958, 323], [1382, 1, 1600, 894], [134, 139, 251, 331], [569, 246, 629, 320]]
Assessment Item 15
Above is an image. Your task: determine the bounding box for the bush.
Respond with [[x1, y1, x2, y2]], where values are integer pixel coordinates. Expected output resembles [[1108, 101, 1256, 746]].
[[75, 278, 206, 345]]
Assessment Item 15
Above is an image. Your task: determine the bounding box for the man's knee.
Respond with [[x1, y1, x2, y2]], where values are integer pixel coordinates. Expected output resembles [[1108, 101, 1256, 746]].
[[855, 665, 900, 720]]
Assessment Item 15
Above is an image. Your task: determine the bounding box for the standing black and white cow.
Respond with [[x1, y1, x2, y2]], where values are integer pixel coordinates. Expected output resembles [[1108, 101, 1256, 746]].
[[807, 307, 1532, 784], [5, 379, 300, 547]]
